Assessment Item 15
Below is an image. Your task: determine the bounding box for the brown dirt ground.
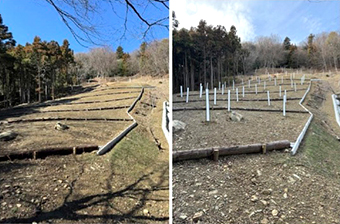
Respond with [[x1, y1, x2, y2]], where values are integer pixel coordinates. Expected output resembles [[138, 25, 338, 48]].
[[173, 72, 340, 224], [0, 75, 169, 223], [173, 79, 310, 151]]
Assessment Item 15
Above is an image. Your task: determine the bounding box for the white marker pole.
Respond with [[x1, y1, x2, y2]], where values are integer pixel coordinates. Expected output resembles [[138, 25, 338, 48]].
[[242, 86, 245, 97], [294, 82, 297, 92], [236, 88, 239, 102], [255, 84, 258, 95], [227, 90, 231, 112], [199, 83, 203, 98], [248, 80, 250, 88], [279, 86, 282, 97], [180, 86, 183, 98], [186, 87, 189, 103], [214, 88, 217, 105], [274, 78, 277, 86], [284, 89, 287, 101], [233, 80, 235, 90], [283, 94, 286, 116], [206, 89, 210, 121], [219, 82, 221, 90], [267, 91, 270, 106], [222, 84, 224, 95]]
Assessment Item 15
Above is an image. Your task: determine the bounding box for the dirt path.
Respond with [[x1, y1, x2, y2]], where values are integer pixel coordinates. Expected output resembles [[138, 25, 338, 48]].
[[0, 76, 169, 223], [173, 77, 340, 224]]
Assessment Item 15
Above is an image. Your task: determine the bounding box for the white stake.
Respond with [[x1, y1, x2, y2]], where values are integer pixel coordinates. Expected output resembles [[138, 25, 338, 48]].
[[219, 82, 221, 90], [180, 86, 183, 98], [248, 80, 251, 88], [267, 91, 270, 106], [199, 83, 203, 98], [283, 94, 286, 116], [284, 89, 287, 100], [236, 88, 239, 102], [222, 84, 224, 95], [255, 84, 258, 95], [206, 89, 210, 121], [274, 78, 277, 86], [214, 88, 217, 105], [233, 80, 235, 90], [279, 86, 282, 97], [227, 90, 231, 111], [186, 87, 189, 103], [294, 82, 297, 92], [242, 86, 245, 97]]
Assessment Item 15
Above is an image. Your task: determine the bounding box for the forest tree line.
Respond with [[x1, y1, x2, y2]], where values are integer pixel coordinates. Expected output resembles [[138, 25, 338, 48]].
[[0, 14, 169, 108], [173, 16, 340, 92]]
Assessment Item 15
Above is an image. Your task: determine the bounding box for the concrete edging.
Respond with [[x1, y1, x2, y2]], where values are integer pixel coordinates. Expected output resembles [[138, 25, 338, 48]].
[[97, 88, 144, 155], [291, 80, 316, 155]]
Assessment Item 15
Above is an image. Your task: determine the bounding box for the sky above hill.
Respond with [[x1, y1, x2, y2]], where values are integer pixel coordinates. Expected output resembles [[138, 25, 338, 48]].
[[172, 0, 340, 45], [0, 0, 169, 53]]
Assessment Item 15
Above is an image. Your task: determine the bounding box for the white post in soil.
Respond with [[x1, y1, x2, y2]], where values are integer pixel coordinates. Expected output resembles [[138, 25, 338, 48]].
[[206, 89, 210, 121], [186, 87, 189, 103], [279, 86, 282, 97], [227, 90, 231, 112], [284, 89, 287, 100], [294, 82, 297, 92], [274, 78, 277, 86], [283, 94, 286, 116], [236, 88, 239, 102], [267, 91, 271, 106], [199, 83, 203, 98], [219, 82, 221, 90], [233, 80, 235, 90], [224, 81, 226, 89], [222, 84, 224, 95], [180, 86, 183, 98], [248, 79, 251, 88], [214, 88, 217, 105], [255, 84, 258, 95], [242, 86, 245, 97], [258, 77, 261, 84]]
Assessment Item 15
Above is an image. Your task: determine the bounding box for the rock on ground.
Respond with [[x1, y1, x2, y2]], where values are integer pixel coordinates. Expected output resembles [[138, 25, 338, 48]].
[[173, 120, 186, 133]]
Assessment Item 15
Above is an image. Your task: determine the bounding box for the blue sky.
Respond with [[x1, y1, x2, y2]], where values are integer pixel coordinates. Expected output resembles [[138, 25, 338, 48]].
[[0, 0, 169, 53], [172, 0, 340, 45]]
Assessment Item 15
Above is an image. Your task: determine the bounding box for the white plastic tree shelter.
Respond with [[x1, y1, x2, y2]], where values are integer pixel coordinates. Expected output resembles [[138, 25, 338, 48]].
[[294, 83, 297, 92], [219, 82, 221, 90], [227, 90, 231, 111], [279, 86, 282, 97], [186, 87, 189, 103], [180, 86, 183, 97], [248, 80, 251, 88], [284, 89, 287, 100], [206, 89, 210, 121], [242, 86, 245, 97], [236, 88, 239, 102], [214, 88, 217, 105], [255, 84, 258, 95], [274, 78, 277, 86], [199, 83, 203, 98], [233, 80, 235, 90], [222, 84, 224, 95], [283, 94, 286, 116], [267, 91, 270, 106]]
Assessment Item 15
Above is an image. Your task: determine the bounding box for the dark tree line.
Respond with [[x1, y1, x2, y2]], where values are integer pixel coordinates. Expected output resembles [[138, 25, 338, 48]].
[[173, 15, 340, 92], [0, 14, 77, 108]]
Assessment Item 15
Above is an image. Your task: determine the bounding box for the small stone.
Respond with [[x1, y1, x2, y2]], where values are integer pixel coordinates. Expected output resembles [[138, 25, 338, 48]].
[[284, 188, 288, 193], [63, 184, 68, 189], [261, 218, 269, 224], [260, 200, 268, 206], [272, 209, 279, 216], [1, 202, 6, 206], [54, 188, 58, 191], [262, 189, 272, 195], [283, 193, 288, 198], [58, 180, 62, 184], [16, 204, 21, 208], [4, 185, 10, 188], [250, 195, 258, 202], [208, 190, 218, 195], [257, 170, 262, 176], [42, 196, 48, 201], [143, 209, 149, 215], [179, 214, 187, 220], [193, 211, 203, 222]]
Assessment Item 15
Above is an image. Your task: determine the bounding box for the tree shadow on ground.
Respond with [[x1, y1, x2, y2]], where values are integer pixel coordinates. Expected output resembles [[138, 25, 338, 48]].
[[0, 165, 169, 223]]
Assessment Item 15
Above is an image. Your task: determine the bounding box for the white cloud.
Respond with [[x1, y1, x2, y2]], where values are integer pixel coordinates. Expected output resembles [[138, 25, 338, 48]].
[[172, 0, 255, 42], [302, 15, 322, 34]]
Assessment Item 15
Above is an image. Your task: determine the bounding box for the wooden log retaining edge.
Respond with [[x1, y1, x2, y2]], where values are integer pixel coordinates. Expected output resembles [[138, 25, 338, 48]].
[[173, 140, 290, 162]]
